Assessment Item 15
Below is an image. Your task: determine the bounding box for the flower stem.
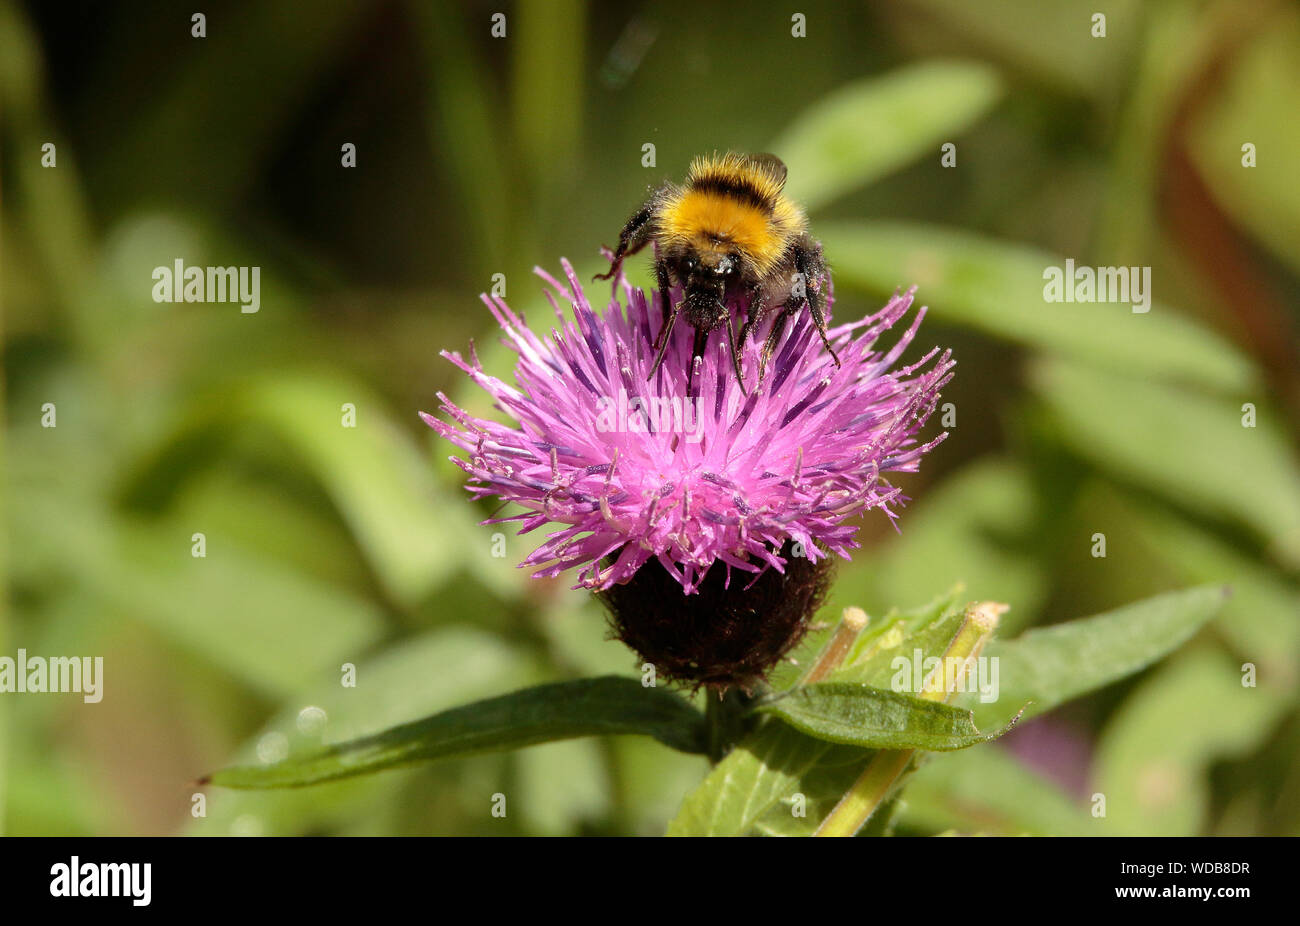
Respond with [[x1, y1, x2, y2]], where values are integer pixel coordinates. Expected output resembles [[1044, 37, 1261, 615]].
[[802, 607, 869, 685], [705, 693, 725, 763], [813, 601, 1005, 837], [704, 687, 749, 763]]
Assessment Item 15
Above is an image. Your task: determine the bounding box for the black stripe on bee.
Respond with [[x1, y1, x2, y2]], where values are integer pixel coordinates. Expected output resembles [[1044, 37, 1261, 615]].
[[686, 176, 776, 212]]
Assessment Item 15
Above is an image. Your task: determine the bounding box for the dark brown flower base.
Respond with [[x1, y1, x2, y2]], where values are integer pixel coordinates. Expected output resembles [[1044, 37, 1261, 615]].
[[597, 543, 832, 693]]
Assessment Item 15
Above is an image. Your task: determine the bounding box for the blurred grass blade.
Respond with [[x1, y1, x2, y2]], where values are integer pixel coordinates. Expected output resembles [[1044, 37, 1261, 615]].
[[0, 0, 107, 350], [114, 520, 384, 698], [1032, 358, 1300, 569], [820, 220, 1258, 393], [1122, 496, 1300, 679], [760, 682, 1015, 751], [410, 0, 512, 272], [91, 0, 368, 211], [1187, 8, 1300, 274], [121, 373, 485, 607], [238, 376, 475, 605], [207, 677, 707, 788], [902, 0, 1140, 97], [511, 0, 585, 229], [774, 60, 1003, 212], [1090, 0, 1208, 264], [964, 585, 1229, 728], [10, 487, 383, 699]]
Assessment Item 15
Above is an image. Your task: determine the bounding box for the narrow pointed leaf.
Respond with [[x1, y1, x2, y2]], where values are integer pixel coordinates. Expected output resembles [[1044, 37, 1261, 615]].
[[760, 682, 1013, 751], [774, 61, 1003, 211], [669, 595, 965, 836], [820, 220, 1257, 393], [961, 584, 1231, 728], [207, 677, 707, 789], [673, 586, 1227, 836], [1032, 358, 1300, 569]]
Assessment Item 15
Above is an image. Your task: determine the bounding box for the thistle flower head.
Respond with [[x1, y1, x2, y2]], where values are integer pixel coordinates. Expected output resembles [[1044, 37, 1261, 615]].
[[422, 258, 953, 598]]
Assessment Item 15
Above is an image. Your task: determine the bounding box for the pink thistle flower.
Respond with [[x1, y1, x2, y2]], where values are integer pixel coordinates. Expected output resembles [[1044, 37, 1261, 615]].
[[422, 257, 953, 598]]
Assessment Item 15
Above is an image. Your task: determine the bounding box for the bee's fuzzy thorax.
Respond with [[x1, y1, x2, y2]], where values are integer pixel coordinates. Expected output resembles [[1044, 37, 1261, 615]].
[[658, 152, 805, 275]]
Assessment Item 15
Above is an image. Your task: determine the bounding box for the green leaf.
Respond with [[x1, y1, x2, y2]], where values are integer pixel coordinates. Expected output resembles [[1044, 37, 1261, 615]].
[[820, 220, 1258, 394], [962, 585, 1229, 729], [749, 742, 879, 837], [1122, 495, 1300, 682], [760, 682, 1014, 751], [121, 373, 502, 607], [674, 586, 1225, 836], [774, 61, 1003, 212], [1031, 357, 1300, 570], [835, 593, 968, 687], [666, 720, 836, 837], [207, 677, 706, 789], [189, 627, 539, 835], [669, 595, 966, 836], [9, 489, 383, 699]]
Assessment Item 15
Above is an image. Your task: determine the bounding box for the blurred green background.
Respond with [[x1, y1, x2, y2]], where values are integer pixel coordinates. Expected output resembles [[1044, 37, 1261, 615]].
[[3, 0, 1298, 836]]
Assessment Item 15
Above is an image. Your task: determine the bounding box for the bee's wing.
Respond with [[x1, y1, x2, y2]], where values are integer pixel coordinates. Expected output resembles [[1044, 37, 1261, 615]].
[[743, 153, 788, 189]]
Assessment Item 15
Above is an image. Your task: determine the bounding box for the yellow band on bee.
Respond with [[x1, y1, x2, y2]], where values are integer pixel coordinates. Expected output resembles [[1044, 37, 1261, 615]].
[[661, 189, 801, 275]]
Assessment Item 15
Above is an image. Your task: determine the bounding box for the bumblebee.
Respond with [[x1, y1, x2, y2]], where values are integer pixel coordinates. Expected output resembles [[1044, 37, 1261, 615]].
[[595, 152, 839, 394]]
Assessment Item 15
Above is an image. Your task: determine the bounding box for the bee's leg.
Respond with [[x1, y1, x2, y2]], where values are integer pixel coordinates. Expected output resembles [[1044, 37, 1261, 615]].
[[686, 327, 710, 399], [757, 304, 800, 391], [723, 311, 748, 397], [647, 296, 682, 382], [654, 258, 673, 326], [732, 287, 765, 394], [793, 241, 840, 368], [737, 286, 768, 353], [594, 203, 655, 281]]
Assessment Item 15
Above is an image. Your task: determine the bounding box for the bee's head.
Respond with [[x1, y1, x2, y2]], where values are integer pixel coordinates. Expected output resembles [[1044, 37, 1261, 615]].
[[677, 250, 744, 330]]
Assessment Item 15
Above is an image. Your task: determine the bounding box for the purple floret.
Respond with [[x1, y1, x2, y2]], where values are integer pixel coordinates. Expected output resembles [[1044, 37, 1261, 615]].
[[422, 258, 953, 594]]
